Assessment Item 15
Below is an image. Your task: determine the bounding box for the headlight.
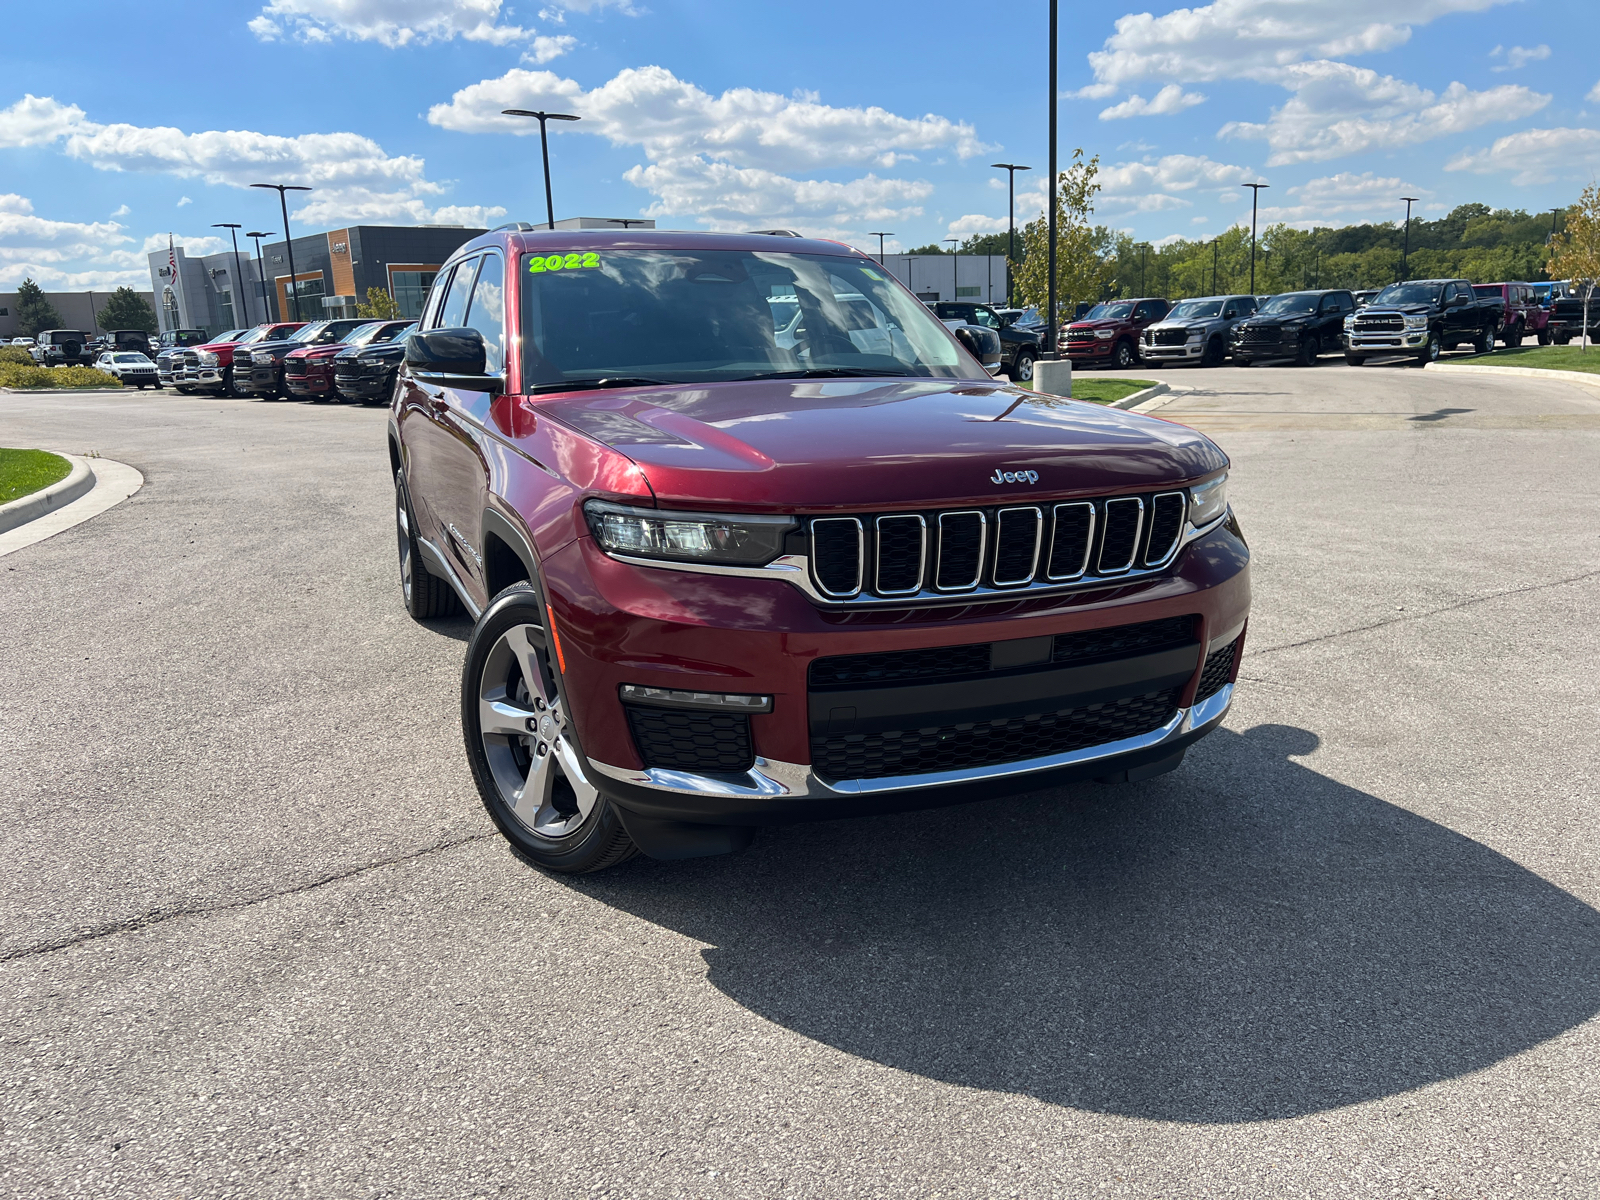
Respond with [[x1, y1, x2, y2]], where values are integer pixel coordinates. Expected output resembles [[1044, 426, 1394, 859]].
[[584, 500, 795, 566], [1189, 473, 1229, 526], [1094, 329, 1115, 340], [197, 351, 218, 366], [1187, 328, 1205, 341], [1343, 315, 1356, 329], [1403, 314, 1428, 329]]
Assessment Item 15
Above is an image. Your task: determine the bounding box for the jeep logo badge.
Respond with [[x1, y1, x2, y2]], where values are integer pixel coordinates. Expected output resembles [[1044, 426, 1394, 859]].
[[991, 469, 1039, 485]]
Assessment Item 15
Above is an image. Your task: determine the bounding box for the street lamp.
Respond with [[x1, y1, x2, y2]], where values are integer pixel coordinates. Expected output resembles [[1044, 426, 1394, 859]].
[[945, 237, 959, 301], [990, 163, 1031, 306], [249, 184, 312, 320], [246, 232, 275, 321], [1400, 196, 1420, 280], [1243, 183, 1269, 295], [1212, 237, 1220, 295], [212, 223, 250, 325], [500, 109, 581, 231], [1137, 242, 1150, 296], [867, 232, 893, 265], [607, 218, 648, 229], [1045, 0, 1058, 357]]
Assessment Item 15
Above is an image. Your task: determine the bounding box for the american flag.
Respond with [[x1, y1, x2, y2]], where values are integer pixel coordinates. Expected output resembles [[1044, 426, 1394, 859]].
[[168, 235, 177, 284]]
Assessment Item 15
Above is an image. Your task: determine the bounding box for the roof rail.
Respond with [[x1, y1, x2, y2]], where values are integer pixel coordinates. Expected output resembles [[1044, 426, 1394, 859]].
[[746, 228, 803, 237], [492, 222, 538, 232]]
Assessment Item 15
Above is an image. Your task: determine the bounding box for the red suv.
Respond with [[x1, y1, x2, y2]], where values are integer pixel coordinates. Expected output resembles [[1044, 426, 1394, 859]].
[[1065, 298, 1171, 369], [1472, 282, 1552, 346], [390, 231, 1249, 872]]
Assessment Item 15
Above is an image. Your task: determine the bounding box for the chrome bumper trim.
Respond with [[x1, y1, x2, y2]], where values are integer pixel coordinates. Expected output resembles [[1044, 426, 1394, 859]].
[[589, 683, 1233, 800]]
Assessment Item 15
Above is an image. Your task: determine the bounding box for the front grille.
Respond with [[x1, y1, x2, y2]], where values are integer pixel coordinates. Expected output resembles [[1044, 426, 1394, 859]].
[[1153, 328, 1189, 346], [812, 687, 1183, 780], [284, 359, 309, 377], [808, 615, 1198, 688], [1238, 324, 1281, 344], [624, 705, 754, 773], [1195, 638, 1238, 702], [806, 491, 1188, 602], [1354, 314, 1404, 333]]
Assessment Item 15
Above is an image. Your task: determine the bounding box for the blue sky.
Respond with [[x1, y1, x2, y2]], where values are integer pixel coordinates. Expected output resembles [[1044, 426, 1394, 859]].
[[2, 0, 1597, 290]]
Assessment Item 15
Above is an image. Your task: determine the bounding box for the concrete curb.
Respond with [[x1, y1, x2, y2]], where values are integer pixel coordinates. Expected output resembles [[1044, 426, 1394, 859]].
[[0, 386, 127, 396], [0, 454, 95, 535], [0, 456, 144, 558], [1422, 361, 1600, 397], [1111, 381, 1170, 409]]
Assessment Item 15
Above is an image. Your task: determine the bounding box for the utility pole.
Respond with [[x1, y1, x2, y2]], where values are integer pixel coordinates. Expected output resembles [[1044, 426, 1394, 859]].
[[945, 238, 959, 301], [500, 109, 582, 230], [212, 223, 250, 324], [867, 232, 893, 265], [1137, 242, 1149, 296], [1212, 237, 1220, 295], [1400, 196, 1420, 280], [250, 184, 312, 320], [87, 291, 99, 335], [1045, 0, 1058, 357], [1244, 183, 1269, 295], [246, 232, 275, 321], [990, 163, 1031, 306], [907, 256, 918, 295]]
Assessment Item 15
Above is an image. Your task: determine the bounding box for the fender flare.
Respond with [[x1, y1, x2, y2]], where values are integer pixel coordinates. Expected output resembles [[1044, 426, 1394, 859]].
[[481, 505, 542, 597]]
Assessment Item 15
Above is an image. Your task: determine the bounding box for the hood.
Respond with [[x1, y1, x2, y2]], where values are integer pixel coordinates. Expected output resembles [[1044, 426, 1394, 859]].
[[288, 344, 346, 360], [342, 342, 406, 361], [1239, 312, 1311, 324], [1362, 302, 1434, 315], [1149, 317, 1209, 331], [1066, 318, 1128, 332], [534, 378, 1226, 511], [248, 338, 310, 358]]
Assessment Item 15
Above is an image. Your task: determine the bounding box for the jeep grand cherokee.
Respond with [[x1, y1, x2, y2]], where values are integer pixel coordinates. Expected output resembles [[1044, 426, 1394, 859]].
[[390, 230, 1250, 873]]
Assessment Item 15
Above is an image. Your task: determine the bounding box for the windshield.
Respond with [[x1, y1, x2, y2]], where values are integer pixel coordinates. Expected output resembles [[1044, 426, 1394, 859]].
[[1167, 301, 1223, 320], [1257, 293, 1319, 315], [519, 249, 966, 387], [236, 325, 290, 345], [1374, 283, 1445, 306], [114, 353, 149, 363], [1082, 303, 1135, 321], [345, 321, 402, 348]]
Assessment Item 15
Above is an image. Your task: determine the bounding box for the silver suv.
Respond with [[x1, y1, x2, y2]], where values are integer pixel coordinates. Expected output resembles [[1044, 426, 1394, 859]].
[[1141, 295, 1258, 367]]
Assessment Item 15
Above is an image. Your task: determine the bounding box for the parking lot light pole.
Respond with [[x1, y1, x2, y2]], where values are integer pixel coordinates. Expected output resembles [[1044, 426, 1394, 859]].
[[212, 223, 250, 325], [1243, 183, 1269, 295], [1401, 196, 1420, 280], [1137, 242, 1149, 296], [1045, 0, 1058, 358], [250, 184, 312, 321], [1212, 237, 1220, 295], [867, 232, 893, 265], [500, 110, 581, 230], [246, 232, 275, 321], [990, 163, 1030, 306], [945, 238, 959, 300]]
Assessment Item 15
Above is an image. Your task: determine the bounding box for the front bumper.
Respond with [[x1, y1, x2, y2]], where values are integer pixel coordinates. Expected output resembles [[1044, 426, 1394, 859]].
[[1348, 330, 1428, 351], [1066, 339, 1113, 361], [335, 366, 397, 399], [247, 365, 284, 393], [286, 372, 333, 395], [1141, 341, 1204, 360], [537, 516, 1251, 825]]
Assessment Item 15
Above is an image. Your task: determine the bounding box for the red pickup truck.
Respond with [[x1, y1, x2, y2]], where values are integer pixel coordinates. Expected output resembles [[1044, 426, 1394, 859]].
[[1064, 298, 1171, 369], [1473, 283, 1551, 346]]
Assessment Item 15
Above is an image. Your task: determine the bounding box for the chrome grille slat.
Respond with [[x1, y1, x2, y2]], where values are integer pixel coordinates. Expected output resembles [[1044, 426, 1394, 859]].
[[874, 514, 926, 595], [934, 511, 985, 592], [992, 507, 1043, 587], [1097, 497, 1144, 574], [1046, 502, 1095, 580], [811, 517, 864, 597], [1144, 492, 1187, 566]]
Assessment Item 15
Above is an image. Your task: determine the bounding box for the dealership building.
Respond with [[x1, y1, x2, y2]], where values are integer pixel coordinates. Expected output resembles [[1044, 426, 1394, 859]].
[[147, 224, 491, 338], [0, 289, 158, 340], [877, 254, 1013, 305]]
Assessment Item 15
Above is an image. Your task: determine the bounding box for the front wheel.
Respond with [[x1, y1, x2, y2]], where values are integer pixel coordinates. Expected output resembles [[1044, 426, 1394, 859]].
[[1537, 329, 1551, 346], [1201, 337, 1225, 367], [462, 584, 638, 874], [1344, 353, 1366, 367], [1416, 334, 1441, 364], [1112, 340, 1137, 369], [1293, 336, 1317, 367], [1009, 349, 1035, 383], [1502, 322, 1523, 348], [1234, 356, 1252, 367]]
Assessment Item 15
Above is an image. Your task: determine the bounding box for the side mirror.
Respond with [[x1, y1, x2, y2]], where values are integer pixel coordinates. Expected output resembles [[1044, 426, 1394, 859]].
[[405, 327, 501, 391], [953, 326, 986, 360], [1224, 309, 1236, 319]]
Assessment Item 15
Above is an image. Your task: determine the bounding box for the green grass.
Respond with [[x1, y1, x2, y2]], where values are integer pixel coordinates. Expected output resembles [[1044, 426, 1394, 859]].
[[0, 448, 72, 505], [1015, 376, 1161, 403], [1457, 345, 1600, 375]]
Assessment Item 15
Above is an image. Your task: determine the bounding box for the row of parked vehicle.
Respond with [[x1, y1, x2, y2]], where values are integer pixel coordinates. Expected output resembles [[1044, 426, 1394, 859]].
[[151, 318, 417, 403]]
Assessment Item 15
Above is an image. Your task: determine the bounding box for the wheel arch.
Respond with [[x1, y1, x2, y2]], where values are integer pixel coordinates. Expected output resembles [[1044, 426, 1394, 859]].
[[481, 506, 541, 600]]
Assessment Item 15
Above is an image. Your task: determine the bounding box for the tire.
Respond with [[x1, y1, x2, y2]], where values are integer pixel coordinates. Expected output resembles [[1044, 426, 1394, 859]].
[[1502, 321, 1523, 348], [223, 367, 249, 399], [1009, 349, 1035, 383], [1416, 333, 1441, 365], [395, 469, 462, 620], [1538, 329, 1551, 346], [1112, 340, 1137, 369], [462, 583, 639, 874], [1201, 337, 1225, 368], [1234, 357, 1252, 367], [1344, 353, 1366, 367], [1474, 326, 1494, 355], [1293, 336, 1317, 367]]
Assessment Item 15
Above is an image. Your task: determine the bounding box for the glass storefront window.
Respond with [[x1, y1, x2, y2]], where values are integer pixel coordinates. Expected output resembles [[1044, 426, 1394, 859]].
[[391, 270, 437, 319]]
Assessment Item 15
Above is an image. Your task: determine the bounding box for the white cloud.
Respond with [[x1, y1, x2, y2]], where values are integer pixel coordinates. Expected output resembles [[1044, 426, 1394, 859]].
[[110, 203, 129, 217], [1099, 153, 1257, 197], [525, 34, 576, 63], [428, 66, 985, 235], [0, 193, 136, 288], [947, 213, 1009, 237], [0, 94, 496, 229], [1588, 80, 1600, 103], [1256, 171, 1429, 223], [1446, 127, 1600, 184], [1070, 82, 1119, 100], [1490, 44, 1550, 71], [1099, 84, 1206, 120], [1191, 216, 1210, 224], [245, 0, 614, 47], [1086, 0, 1515, 86], [176, 196, 192, 207], [1219, 61, 1549, 164]]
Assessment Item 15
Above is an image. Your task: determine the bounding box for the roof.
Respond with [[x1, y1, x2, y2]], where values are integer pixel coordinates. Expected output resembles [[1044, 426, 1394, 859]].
[[452, 227, 873, 262]]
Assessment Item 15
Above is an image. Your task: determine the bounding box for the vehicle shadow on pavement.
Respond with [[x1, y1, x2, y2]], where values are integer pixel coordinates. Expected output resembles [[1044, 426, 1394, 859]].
[[572, 723, 1600, 1123]]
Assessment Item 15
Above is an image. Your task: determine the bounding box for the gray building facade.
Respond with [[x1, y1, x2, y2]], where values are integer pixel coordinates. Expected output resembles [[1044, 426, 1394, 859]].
[[1, 289, 158, 340], [878, 254, 1011, 305]]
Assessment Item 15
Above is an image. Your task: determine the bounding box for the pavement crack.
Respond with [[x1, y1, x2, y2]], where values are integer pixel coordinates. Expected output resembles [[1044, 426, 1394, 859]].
[[1248, 568, 1600, 659], [0, 831, 493, 964]]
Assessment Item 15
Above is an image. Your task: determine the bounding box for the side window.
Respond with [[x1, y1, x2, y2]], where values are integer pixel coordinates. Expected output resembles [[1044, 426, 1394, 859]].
[[434, 257, 478, 330], [464, 251, 506, 375], [1134, 301, 1160, 320], [973, 306, 1000, 329]]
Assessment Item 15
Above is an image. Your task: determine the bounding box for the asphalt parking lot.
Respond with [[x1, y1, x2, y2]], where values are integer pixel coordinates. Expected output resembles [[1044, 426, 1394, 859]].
[[3, 362, 1599, 1198]]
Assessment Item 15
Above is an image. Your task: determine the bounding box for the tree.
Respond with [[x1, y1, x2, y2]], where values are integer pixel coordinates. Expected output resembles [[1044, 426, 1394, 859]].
[[1548, 182, 1600, 351], [904, 243, 949, 256], [14, 278, 61, 338], [97, 286, 158, 333], [356, 287, 402, 319], [1013, 150, 1115, 321]]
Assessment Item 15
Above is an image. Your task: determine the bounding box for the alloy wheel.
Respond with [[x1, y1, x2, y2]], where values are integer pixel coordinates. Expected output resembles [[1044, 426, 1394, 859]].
[[477, 624, 598, 840], [395, 486, 414, 606]]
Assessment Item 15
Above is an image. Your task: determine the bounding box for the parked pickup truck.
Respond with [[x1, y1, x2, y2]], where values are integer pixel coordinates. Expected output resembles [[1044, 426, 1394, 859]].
[[1345, 279, 1499, 365], [1140, 294, 1258, 367], [1548, 293, 1597, 345], [1474, 282, 1550, 346], [932, 301, 1042, 382], [1064, 298, 1171, 369], [1230, 290, 1355, 366]]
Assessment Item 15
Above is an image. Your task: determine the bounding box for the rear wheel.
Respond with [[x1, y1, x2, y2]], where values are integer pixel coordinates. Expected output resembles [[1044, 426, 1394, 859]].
[[395, 469, 461, 620], [462, 584, 638, 874], [1538, 328, 1551, 345], [1474, 326, 1494, 355], [1009, 348, 1035, 383]]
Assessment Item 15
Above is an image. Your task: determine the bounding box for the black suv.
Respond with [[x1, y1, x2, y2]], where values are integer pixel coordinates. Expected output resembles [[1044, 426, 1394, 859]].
[[931, 301, 1043, 382], [1231, 290, 1355, 366]]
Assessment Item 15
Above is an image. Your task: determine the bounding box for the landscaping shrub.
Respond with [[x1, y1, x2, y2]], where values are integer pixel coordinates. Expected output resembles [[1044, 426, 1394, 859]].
[[0, 363, 122, 389], [0, 345, 35, 365]]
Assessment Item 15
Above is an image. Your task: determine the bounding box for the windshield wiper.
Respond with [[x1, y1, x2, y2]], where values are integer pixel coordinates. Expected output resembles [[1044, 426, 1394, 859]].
[[734, 368, 916, 381], [527, 377, 676, 394]]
